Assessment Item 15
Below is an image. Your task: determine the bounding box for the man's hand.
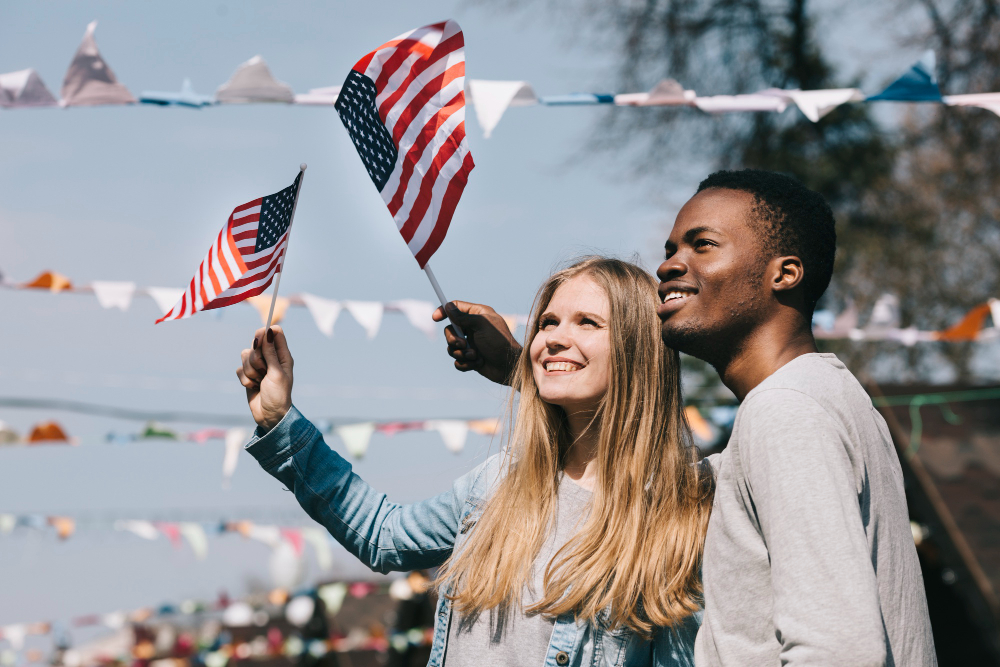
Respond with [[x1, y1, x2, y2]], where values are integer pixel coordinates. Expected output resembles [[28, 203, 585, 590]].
[[432, 301, 523, 386], [237, 325, 294, 432]]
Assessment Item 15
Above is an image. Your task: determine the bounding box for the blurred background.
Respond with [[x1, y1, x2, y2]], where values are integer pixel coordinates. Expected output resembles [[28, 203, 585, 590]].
[[1, 0, 999, 665]]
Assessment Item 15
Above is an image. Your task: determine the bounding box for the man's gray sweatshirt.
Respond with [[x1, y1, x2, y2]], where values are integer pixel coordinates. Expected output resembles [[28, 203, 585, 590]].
[[695, 353, 936, 666]]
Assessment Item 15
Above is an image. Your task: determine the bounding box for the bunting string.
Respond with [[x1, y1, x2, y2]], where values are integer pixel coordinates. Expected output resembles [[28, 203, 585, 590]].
[[4, 26, 997, 141], [3, 272, 997, 343], [0, 272, 529, 339]]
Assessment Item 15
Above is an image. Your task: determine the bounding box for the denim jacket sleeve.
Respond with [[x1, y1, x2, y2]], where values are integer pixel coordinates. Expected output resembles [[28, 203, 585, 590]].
[[245, 405, 496, 574]]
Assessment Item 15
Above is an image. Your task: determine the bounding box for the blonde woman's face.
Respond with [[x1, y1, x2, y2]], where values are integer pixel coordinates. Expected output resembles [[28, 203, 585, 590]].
[[530, 275, 611, 413]]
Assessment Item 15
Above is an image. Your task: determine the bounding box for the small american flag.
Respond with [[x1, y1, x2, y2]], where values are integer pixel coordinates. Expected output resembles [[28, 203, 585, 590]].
[[336, 20, 474, 268], [156, 172, 302, 323]]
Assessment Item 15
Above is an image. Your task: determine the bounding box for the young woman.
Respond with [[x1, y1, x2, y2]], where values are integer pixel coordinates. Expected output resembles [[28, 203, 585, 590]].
[[237, 257, 711, 667]]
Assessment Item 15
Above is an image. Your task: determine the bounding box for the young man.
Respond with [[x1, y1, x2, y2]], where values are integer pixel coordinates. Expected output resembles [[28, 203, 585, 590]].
[[434, 169, 936, 666]]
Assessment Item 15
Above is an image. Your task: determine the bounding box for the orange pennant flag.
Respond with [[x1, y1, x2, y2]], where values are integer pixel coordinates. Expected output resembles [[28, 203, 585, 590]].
[[934, 303, 992, 341], [247, 295, 290, 325], [684, 405, 715, 443], [47, 516, 76, 540], [27, 421, 71, 443], [468, 418, 501, 436], [23, 271, 72, 292]]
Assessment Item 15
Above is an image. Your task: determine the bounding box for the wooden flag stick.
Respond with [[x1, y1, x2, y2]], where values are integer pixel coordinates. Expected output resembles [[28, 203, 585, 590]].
[[423, 262, 466, 340], [264, 163, 307, 331]]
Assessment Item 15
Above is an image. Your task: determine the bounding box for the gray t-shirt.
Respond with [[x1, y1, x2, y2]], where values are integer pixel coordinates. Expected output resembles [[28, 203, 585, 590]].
[[444, 476, 593, 666], [696, 353, 936, 666]]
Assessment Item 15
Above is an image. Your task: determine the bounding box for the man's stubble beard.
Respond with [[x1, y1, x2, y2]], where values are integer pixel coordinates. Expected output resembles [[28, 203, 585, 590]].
[[659, 265, 766, 369]]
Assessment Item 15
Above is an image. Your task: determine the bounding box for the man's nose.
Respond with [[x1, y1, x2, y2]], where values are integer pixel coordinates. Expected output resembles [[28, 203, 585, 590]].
[[656, 254, 688, 282]]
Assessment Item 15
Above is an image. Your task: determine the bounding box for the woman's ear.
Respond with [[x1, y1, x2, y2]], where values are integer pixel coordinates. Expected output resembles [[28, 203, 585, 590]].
[[771, 255, 805, 293]]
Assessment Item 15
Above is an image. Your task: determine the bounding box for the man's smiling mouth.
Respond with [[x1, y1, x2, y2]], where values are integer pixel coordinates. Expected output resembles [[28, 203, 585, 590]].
[[662, 290, 693, 303]]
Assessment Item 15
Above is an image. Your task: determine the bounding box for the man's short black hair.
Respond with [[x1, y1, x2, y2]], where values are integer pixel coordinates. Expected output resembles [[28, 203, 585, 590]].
[[696, 169, 836, 311]]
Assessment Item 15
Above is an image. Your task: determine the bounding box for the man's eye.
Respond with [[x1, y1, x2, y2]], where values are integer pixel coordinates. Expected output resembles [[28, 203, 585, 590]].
[[695, 239, 715, 249]]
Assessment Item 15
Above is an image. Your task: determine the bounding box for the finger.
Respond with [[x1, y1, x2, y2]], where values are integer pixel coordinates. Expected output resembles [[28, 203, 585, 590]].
[[443, 326, 469, 349], [236, 367, 258, 389], [269, 325, 294, 372], [261, 327, 283, 374], [251, 326, 267, 349], [431, 306, 447, 323], [242, 349, 265, 383]]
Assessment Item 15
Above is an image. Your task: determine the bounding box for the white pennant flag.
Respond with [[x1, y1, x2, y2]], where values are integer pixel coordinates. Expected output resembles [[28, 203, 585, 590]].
[[61, 21, 136, 106], [943, 93, 1000, 118], [2, 625, 27, 650], [425, 420, 470, 453], [0, 68, 58, 108], [468, 80, 538, 138], [91, 281, 136, 311], [216, 55, 294, 104], [179, 523, 209, 560], [390, 299, 437, 338], [785, 88, 864, 122], [869, 293, 901, 329], [989, 298, 1000, 329], [147, 287, 185, 315], [344, 301, 384, 339], [222, 428, 248, 489], [615, 78, 696, 106], [114, 519, 159, 540], [301, 293, 342, 337], [335, 422, 376, 458], [246, 523, 282, 547], [694, 93, 789, 113], [302, 527, 334, 571], [101, 612, 127, 630], [318, 582, 348, 615]]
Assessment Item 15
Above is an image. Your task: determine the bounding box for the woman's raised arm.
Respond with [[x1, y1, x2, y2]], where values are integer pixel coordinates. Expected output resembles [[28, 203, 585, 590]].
[[237, 327, 496, 573]]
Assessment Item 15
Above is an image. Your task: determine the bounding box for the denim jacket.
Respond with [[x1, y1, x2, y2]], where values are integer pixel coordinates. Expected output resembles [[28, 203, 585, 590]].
[[246, 406, 699, 667]]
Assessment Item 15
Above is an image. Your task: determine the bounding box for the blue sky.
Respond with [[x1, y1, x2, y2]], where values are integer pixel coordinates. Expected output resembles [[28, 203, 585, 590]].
[[0, 0, 928, 639]]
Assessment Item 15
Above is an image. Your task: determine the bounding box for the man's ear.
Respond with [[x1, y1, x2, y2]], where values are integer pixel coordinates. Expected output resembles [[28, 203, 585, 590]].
[[770, 256, 805, 293]]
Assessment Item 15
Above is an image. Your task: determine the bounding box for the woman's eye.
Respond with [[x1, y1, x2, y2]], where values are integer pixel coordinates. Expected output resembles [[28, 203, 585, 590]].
[[580, 318, 598, 328], [539, 318, 558, 330]]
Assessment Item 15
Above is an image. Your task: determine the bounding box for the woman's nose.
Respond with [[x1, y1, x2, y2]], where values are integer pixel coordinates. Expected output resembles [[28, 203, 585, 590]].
[[545, 328, 570, 351]]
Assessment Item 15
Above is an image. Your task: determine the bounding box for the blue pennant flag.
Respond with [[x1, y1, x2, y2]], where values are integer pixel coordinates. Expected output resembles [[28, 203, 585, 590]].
[[867, 50, 942, 102]]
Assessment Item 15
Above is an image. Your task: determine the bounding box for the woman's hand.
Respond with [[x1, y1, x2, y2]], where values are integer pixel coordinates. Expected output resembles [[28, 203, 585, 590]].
[[237, 325, 294, 432]]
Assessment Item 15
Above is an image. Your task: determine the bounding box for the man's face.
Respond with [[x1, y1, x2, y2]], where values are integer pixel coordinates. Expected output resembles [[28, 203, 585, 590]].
[[656, 188, 768, 360]]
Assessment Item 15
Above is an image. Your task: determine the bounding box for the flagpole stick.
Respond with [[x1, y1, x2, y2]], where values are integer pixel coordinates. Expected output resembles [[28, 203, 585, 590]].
[[264, 164, 307, 331], [423, 262, 466, 340]]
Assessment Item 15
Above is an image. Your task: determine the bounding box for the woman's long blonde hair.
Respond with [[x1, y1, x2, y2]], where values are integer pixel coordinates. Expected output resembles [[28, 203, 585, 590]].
[[438, 256, 712, 637]]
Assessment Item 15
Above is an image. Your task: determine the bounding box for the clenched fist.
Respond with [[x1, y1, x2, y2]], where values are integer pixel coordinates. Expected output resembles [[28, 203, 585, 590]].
[[237, 325, 294, 432]]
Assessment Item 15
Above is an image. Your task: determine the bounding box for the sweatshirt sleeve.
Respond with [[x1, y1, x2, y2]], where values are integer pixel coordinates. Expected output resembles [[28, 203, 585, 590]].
[[739, 390, 887, 666], [245, 405, 489, 574]]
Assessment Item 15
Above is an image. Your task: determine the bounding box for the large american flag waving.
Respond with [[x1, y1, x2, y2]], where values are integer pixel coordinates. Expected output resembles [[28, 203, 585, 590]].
[[335, 20, 474, 268], [156, 172, 302, 323]]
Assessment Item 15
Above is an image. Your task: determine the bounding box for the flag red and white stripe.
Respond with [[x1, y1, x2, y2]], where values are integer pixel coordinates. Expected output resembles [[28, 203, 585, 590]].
[[156, 172, 301, 323], [335, 20, 473, 267]]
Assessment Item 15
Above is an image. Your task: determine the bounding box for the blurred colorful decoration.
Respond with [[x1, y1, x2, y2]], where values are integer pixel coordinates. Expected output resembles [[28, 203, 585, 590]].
[[2, 576, 434, 667], [60, 21, 135, 107]]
